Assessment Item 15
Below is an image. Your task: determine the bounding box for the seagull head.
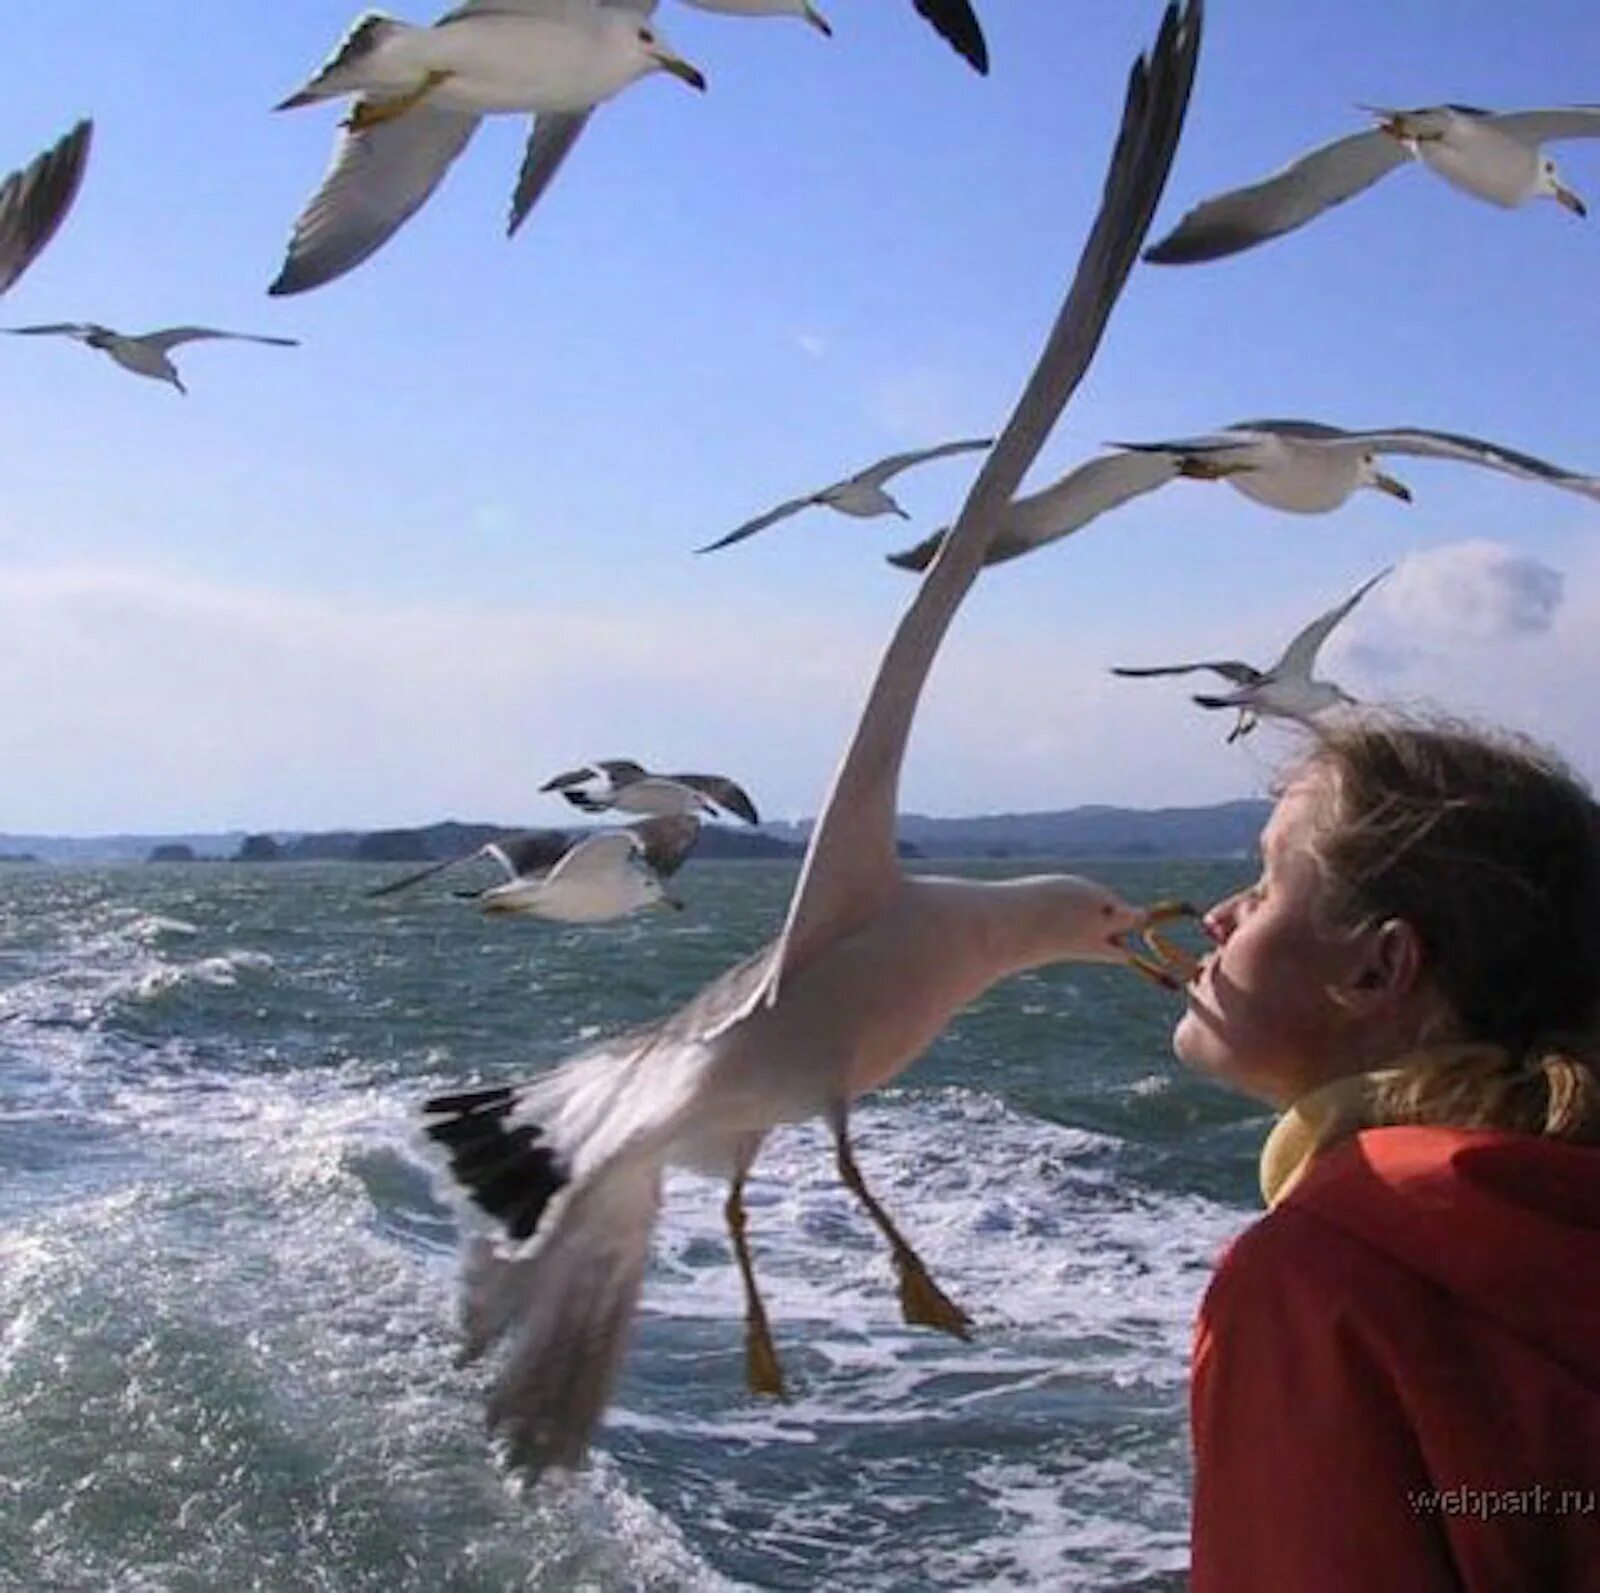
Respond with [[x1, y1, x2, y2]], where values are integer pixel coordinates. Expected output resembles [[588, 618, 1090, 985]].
[[632, 22, 707, 92], [1019, 877, 1200, 988], [1537, 155, 1587, 217], [1357, 452, 1412, 503]]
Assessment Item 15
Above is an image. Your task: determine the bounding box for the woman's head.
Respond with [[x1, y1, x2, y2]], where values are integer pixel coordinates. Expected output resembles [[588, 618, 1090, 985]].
[[1174, 714, 1600, 1114]]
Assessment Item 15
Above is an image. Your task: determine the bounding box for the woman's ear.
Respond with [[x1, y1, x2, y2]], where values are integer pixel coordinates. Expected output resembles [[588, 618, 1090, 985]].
[[1347, 918, 1426, 1007]]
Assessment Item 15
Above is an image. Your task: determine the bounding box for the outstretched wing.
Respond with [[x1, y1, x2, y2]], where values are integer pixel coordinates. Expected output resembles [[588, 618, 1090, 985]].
[[853, 436, 995, 490], [4, 321, 99, 340], [912, 0, 988, 74], [737, 0, 1203, 1020], [1487, 107, 1600, 145], [1331, 427, 1600, 501], [1144, 127, 1406, 264], [541, 828, 642, 887], [494, 829, 578, 878], [671, 773, 760, 826], [142, 327, 299, 351], [695, 491, 825, 554], [269, 103, 480, 295], [0, 119, 92, 297], [1273, 568, 1389, 681], [366, 848, 485, 898], [508, 113, 593, 235], [1112, 659, 1261, 684], [627, 814, 701, 877]]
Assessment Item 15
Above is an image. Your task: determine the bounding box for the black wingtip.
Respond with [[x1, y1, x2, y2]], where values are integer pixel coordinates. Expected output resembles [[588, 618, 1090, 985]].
[[423, 1086, 570, 1243]]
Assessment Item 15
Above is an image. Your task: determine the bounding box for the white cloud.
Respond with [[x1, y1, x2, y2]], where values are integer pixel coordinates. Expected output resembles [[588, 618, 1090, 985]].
[[1379, 540, 1564, 642]]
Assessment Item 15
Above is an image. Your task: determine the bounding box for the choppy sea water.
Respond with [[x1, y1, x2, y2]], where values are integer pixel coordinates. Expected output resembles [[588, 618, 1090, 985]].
[[0, 857, 1266, 1592]]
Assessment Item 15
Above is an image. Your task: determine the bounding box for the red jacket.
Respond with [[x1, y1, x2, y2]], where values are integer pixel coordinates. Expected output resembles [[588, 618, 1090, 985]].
[[1191, 1126, 1600, 1591]]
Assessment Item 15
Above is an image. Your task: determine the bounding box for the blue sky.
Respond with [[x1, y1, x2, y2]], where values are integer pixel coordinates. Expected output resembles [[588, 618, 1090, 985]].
[[4, 0, 1599, 833]]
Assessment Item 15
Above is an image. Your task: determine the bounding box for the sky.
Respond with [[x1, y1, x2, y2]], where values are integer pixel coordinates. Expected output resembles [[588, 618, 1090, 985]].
[[4, 0, 1599, 834]]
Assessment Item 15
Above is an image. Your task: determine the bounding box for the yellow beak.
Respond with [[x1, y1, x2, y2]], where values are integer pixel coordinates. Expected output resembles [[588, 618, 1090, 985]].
[[1555, 183, 1588, 218], [1372, 470, 1413, 503], [803, 2, 834, 34], [1115, 899, 1203, 990]]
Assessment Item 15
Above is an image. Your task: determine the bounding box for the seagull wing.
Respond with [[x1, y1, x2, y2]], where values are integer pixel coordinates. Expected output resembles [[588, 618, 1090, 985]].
[[507, 112, 593, 236], [541, 829, 644, 887], [0, 120, 92, 297], [495, 829, 579, 878], [1144, 126, 1407, 263], [738, 0, 1202, 1018], [671, 774, 760, 825], [1339, 427, 1600, 500], [366, 847, 485, 898], [851, 436, 995, 490], [1273, 568, 1389, 681], [4, 321, 99, 340], [1112, 660, 1262, 684], [886, 448, 1182, 573], [695, 491, 825, 554], [627, 814, 701, 877], [912, 0, 989, 74], [141, 327, 300, 351], [1487, 107, 1600, 144], [269, 102, 481, 296]]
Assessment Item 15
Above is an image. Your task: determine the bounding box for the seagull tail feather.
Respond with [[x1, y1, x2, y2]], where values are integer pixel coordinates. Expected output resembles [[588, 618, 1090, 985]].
[[462, 1161, 662, 1479], [276, 12, 406, 109]]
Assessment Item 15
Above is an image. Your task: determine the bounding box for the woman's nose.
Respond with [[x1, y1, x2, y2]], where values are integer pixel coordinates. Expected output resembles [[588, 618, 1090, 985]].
[[1203, 896, 1238, 945]]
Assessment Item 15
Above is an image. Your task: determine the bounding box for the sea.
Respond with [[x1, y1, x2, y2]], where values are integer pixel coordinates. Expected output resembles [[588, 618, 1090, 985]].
[[0, 855, 1267, 1593]]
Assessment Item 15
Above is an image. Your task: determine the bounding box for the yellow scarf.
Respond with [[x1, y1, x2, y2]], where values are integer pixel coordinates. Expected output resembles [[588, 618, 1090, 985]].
[[1257, 1043, 1508, 1208]]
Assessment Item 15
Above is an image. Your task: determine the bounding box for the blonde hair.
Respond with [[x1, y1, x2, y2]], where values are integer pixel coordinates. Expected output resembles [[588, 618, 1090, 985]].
[[1291, 714, 1600, 1142]]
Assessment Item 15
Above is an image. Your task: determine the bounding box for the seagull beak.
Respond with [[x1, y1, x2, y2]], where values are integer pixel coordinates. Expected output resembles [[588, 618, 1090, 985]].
[[802, 2, 834, 35], [651, 47, 707, 91], [1371, 470, 1412, 503], [1113, 900, 1203, 990], [1554, 183, 1587, 217]]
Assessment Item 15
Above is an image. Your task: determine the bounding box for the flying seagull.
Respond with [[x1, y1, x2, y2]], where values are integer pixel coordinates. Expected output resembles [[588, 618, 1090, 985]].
[[366, 815, 701, 902], [887, 419, 1600, 572], [2, 323, 298, 392], [1113, 568, 1388, 742], [696, 438, 994, 553], [420, 0, 1202, 1481], [540, 759, 761, 825], [269, 0, 706, 295], [0, 120, 92, 297], [472, 826, 691, 920], [1145, 103, 1600, 264]]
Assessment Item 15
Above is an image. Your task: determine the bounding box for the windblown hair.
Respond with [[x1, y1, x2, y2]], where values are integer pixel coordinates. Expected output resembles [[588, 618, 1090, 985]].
[[1292, 713, 1600, 1141]]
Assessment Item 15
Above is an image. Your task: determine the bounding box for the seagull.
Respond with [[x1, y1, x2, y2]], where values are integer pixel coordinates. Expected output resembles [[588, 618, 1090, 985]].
[[887, 419, 1600, 572], [0, 120, 92, 297], [2, 323, 298, 393], [366, 815, 701, 906], [419, 0, 1202, 1480], [473, 826, 691, 920], [1112, 568, 1388, 742], [540, 759, 761, 825], [1145, 103, 1600, 264], [696, 438, 995, 553], [269, 0, 706, 295]]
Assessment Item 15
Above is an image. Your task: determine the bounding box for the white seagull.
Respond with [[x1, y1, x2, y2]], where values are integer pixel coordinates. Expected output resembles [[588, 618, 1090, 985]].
[[697, 437, 995, 553], [540, 759, 761, 825], [0, 120, 92, 297], [887, 419, 1600, 572], [1112, 568, 1388, 742], [366, 815, 701, 907], [1145, 103, 1600, 264], [474, 827, 689, 920], [270, 0, 706, 295], [420, 0, 1202, 1480], [2, 322, 298, 393]]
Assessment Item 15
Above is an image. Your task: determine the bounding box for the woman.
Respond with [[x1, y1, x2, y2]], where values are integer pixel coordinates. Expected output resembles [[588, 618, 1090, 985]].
[[1175, 715, 1600, 1591]]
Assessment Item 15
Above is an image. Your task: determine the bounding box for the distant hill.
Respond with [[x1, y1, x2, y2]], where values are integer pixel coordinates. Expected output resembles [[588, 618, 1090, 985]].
[[0, 801, 1269, 866]]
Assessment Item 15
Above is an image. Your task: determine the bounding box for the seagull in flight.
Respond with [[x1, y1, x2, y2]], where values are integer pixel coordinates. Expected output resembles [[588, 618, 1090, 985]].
[[1113, 568, 1388, 742], [540, 759, 761, 825], [270, 0, 706, 295], [2, 322, 298, 393], [697, 438, 994, 553], [366, 815, 701, 909], [420, 0, 1202, 1481], [0, 120, 92, 297], [1145, 103, 1600, 264], [888, 419, 1600, 572]]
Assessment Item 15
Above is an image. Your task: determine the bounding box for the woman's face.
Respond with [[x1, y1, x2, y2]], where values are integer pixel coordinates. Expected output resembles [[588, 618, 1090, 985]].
[[1173, 773, 1372, 1107]]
